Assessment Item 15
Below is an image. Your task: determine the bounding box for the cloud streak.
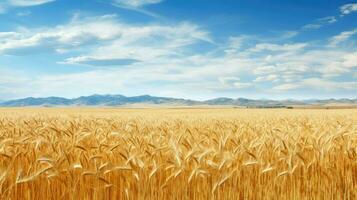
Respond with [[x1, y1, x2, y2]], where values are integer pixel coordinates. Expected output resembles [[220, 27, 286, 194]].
[[112, 0, 163, 7], [302, 16, 337, 30], [340, 3, 357, 16], [7, 0, 54, 7], [0, 0, 54, 13], [329, 29, 357, 47], [106, 0, 164, 19]]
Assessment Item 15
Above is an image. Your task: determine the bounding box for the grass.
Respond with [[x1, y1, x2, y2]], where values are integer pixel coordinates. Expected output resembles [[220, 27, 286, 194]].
[[0, 108, 356, 199]]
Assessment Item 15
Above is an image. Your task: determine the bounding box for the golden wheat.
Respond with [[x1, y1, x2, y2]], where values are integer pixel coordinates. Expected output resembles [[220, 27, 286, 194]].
[[0, 108, 356, 199]]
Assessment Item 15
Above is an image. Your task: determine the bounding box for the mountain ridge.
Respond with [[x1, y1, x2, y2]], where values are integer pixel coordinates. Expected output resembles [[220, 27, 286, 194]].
[[0, 94, 356, 107]]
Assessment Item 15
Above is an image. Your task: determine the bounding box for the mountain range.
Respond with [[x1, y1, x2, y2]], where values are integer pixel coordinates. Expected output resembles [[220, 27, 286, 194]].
[[0, 94, 356, 107]]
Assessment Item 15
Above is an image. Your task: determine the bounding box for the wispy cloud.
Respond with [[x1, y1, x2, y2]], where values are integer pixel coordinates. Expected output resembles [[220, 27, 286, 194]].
[[0, 14, 211, 65], [273, 83, 300, 91], [218, 77, 252, 89], [273, 78, 357, 92], [254, 74, 279, 83], [107, 0, 164, 19], [329, 28, 357, 46], [7, 0, 54, 7], [299, 3, 356, 34], [342, 52, 357, 68], [303, 16, 337, 30], [249, 43, 307, 52], [280, 31, 299, 39], [0, 0, 54, 13], [112, 0, 163, 7], [340, 3, 357, 16]]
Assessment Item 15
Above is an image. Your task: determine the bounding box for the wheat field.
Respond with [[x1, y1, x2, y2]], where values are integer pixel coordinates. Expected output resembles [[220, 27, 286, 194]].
[[0, 108, 356, 199]]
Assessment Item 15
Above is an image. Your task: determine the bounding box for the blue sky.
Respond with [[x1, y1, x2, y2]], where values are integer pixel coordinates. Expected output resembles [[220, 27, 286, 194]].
[[0, 0, 356, 100]]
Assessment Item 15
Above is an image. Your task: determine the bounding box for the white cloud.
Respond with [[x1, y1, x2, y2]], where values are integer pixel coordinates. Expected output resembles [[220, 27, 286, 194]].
[[63, 57, 140, 66], [302, 78, 357, 90], [109, 0, 164, 18], [0, 32, 19, 38], [227, 36, 249, 49], [219, 77, 240, 85], [250, 43, 307, 52], [303, 16, 337, 30], [273, 78, 357, 92], [7, 0, 54, 7], [233, 82, 252, 89], [254, 74, 279, 82], [113, 0, 163, 7], [218, 77, 252, 89], [223, 36, 252, 55], [0, 15, 211, 63], [329, 29, 357, 46], [273, 83, 300, 91], [62, 21, 211, 64], [0, 0, 54, 13], [253, 65, 277, 75], [281, 31, 299, 39], [289, 52, 348, 78], [342, 52, 357, 68], [244, 33, 357, 78], [340, 3, 357, 16]]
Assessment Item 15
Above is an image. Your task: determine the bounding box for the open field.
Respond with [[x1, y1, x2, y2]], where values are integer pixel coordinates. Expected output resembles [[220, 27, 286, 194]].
[[0, 108, 356, 199]]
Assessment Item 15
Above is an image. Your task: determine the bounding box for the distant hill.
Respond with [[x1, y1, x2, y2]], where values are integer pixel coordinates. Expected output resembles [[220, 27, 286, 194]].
[[0, 94, 356, 107], [0, 94, 200, 107], [202, 98, 307, 107]]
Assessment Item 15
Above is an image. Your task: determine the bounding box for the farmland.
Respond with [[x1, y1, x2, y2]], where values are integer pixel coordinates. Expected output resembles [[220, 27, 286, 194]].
[[0, 108, 356, 199]]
